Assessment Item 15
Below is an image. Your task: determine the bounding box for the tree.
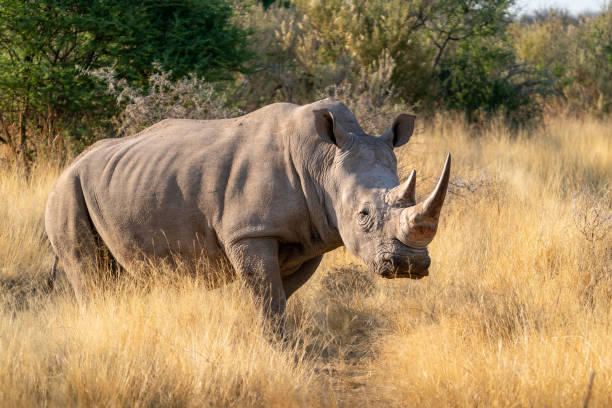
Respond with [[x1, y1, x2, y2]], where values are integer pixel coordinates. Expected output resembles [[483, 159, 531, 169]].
[[0, 0, 250, 160], [426, 0, 514, 70], [111, 0, 252, 83]]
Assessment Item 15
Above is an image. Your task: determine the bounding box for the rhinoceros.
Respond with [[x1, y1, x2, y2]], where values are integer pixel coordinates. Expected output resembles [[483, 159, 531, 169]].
[[45, 98, 450, 317]]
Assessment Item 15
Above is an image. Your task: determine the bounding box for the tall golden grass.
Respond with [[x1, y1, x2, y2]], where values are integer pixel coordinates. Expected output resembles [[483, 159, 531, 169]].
[[0, 113, 610, 406]]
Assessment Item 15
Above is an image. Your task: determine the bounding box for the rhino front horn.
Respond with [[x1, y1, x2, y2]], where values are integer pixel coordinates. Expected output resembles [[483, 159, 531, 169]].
[[422, 153, 451, 219], [398, 154, 451, 247]]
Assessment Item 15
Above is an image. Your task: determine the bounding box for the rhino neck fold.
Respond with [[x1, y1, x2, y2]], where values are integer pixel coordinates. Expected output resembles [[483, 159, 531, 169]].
[[286, 134, 343, 252]]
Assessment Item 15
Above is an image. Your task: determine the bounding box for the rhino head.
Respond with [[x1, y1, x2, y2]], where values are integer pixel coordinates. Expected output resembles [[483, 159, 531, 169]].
[[319, 107, 450, 279]]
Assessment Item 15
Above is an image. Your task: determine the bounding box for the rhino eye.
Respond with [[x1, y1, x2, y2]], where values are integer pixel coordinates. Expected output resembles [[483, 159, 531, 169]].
[[357, 206, 373, 231]]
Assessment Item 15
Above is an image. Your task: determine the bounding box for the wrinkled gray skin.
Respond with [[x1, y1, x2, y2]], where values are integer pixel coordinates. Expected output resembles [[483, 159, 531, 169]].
[[45, 98, 450, 319]]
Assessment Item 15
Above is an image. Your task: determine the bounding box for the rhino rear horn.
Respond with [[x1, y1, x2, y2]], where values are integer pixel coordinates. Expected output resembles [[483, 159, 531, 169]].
[[387, 169, 416, 206]]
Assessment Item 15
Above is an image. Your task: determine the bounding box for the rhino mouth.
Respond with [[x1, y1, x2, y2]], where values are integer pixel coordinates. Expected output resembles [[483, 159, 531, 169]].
[[380, 267, 429, 280], [376, 249, 431, 279]]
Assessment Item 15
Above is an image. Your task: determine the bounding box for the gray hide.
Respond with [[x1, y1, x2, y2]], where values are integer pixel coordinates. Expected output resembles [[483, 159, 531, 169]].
[[45, 98, 451, 317]]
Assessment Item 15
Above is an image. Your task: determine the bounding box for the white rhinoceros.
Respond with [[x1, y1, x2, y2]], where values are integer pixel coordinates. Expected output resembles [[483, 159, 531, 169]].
[[45, 98, 450, 317]]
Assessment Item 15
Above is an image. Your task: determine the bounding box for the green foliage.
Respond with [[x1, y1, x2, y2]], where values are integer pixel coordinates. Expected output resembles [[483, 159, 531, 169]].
[[437, 39, 549, 123], [512, 7, 612, 114], [239, 0, 523, 118], [111, 0, 252, 83], [0, 0, 250, 161], [0, 0, 115, 158]]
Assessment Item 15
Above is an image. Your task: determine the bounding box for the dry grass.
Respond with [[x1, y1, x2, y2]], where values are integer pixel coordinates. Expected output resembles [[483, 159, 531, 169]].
[[0, 113, 610, 407]]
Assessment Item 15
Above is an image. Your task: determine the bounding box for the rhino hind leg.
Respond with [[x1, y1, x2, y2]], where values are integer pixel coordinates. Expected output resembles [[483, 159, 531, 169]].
[[45, 174, 111, 303]]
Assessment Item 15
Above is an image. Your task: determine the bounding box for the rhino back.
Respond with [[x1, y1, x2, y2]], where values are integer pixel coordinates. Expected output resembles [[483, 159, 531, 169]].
[[71, 104, 312, 266]]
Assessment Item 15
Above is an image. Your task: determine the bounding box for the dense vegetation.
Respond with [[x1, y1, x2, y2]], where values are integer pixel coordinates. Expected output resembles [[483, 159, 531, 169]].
[[0, 0, 610, 163]]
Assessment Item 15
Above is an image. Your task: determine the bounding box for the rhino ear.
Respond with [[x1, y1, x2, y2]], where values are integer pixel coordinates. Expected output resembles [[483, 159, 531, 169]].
[[381, 113, 415, 148], [315, 109, 353, 150]]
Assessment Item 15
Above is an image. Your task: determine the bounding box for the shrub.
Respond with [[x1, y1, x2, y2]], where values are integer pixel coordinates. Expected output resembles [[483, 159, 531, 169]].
[[437, 39, 551, 124], [511, 7, 612, 114], [91, 66, 240, 138]]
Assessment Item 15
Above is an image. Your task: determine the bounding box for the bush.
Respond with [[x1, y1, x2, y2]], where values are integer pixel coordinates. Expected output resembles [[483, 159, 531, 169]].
[[437, 39, 551, 124], [511, 7, 612, 115], [92, 66, 241, 138]]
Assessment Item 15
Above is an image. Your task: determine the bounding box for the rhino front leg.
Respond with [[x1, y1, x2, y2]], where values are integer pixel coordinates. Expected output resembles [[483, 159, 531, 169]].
[[226, 238, 287, 321]]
